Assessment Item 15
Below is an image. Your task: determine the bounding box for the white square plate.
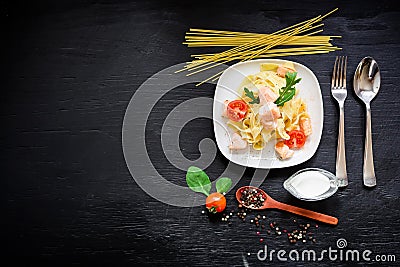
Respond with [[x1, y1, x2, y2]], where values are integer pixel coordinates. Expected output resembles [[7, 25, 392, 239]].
[[213, 59, 323, 169]]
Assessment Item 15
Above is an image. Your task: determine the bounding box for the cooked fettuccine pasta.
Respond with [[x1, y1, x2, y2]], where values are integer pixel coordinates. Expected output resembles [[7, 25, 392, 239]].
[[222, 62, 312, 160]]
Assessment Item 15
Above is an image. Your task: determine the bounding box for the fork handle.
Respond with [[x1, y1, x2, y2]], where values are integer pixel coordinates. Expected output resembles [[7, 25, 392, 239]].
[[336, 103, 348, 187], [363, 104, 376, 187]]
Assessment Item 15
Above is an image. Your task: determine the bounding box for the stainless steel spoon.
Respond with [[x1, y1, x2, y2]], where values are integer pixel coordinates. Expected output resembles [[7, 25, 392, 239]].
[[353, 57, 381, 187]]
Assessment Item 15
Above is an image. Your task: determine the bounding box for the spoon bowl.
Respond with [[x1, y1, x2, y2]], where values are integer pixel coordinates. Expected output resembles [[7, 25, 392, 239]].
[[353, 57, 380, 187], [354, 57, 381, 104], [236, 186, 338, 225], [235, 186, 270, 210]]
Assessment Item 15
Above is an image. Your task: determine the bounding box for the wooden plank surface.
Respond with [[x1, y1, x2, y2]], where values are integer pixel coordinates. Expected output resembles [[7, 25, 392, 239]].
[[2, 0, 400, 266]]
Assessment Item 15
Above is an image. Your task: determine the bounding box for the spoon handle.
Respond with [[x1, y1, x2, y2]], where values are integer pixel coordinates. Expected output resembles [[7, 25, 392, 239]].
[[363, 104, 376, 187], [269, 201, 338, 225]]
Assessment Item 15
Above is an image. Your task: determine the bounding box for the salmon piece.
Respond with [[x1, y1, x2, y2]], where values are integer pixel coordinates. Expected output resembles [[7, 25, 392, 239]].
[[275, 141, 294, 160], [259, 102, 281, 130], [261, 121, 277, 131], [229, 132, 248, 150], [258, 86, 279, 104], [222, 100, 230, 118], [300, 117, 312, 136], [277, 65, 295, 78]]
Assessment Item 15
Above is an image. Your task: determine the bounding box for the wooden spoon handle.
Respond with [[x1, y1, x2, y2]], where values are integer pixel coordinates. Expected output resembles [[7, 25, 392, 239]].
[[271, 201, 338, 225]]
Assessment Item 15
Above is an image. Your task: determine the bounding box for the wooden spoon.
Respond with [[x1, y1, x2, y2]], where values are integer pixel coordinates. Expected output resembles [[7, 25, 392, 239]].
[[236, 186, 338, 225]]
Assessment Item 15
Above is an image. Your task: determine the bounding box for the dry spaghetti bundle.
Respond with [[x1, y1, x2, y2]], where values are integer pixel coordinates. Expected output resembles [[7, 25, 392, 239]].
[[178, 8, 341, 86]]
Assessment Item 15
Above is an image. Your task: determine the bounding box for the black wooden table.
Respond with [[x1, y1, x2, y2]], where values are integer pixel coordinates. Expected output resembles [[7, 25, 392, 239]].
[[3, 0, 400, 266]]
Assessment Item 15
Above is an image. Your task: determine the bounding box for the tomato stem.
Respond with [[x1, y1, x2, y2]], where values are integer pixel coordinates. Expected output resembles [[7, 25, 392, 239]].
[[208, 206, 217, 214]]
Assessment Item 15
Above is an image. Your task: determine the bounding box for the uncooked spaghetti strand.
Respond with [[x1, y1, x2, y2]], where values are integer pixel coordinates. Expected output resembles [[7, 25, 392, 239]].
[[194, 14, 322, 64], [186, 8, 337, 39], [192, 46, 340, 60], [182, 8, 340, 79], [188, 25, 316, 72], [184, 8, 338, 50], [184, 29, 332, 47], [206, 48, 340, 83], [186, 61, 228, 76], [233, 18, 323, 63], [184, 37, 333, 47], [196, 70, 224, 87], [202, 20, 323, 64], [189, 30, 332, 53]]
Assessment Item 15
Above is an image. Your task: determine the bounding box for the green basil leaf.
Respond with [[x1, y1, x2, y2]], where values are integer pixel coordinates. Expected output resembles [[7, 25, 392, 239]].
[[244, 87, 260, 104], [186, 166, 211, 196], [216, 177, 232, 193]]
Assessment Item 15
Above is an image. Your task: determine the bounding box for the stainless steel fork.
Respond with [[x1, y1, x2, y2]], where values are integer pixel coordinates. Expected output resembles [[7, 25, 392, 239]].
[[331, 56, 348, 187]]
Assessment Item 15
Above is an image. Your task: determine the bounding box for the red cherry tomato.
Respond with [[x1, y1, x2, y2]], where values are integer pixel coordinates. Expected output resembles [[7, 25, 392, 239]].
[[284, 130, 306, 149], [206, 192, 226, 213], [227, 100, 248, 122]]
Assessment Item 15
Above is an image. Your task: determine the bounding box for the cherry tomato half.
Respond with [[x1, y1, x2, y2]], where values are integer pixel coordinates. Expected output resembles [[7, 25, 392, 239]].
[[206, 192, 226, 213], [227, 100, 248, 122], [284, 130, 306, 149]]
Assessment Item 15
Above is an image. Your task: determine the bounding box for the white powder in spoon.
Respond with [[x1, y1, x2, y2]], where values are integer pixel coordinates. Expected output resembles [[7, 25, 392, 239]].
[[290, 170, 331, 198]]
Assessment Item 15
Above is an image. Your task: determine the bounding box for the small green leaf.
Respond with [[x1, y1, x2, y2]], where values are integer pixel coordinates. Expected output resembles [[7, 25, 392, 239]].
[[274, 72, 301, 106], [216, 177, 232, 193], [244, 87, 260, 104], [186, 166, 211, 196]]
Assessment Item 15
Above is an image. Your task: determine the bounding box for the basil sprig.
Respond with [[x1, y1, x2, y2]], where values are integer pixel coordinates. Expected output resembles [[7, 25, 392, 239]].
[[274, 72, 301, 106], [216, 177, 232, 193], [186, 166, 212, 196], [186, 166, 232, 196]]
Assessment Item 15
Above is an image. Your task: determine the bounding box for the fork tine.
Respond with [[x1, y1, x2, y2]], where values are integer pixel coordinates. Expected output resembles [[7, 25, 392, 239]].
[[339, 56, 344, 88], [336, 56, 341, 88], [332, 56, 338, 88], [343, 56, 347, 88]]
